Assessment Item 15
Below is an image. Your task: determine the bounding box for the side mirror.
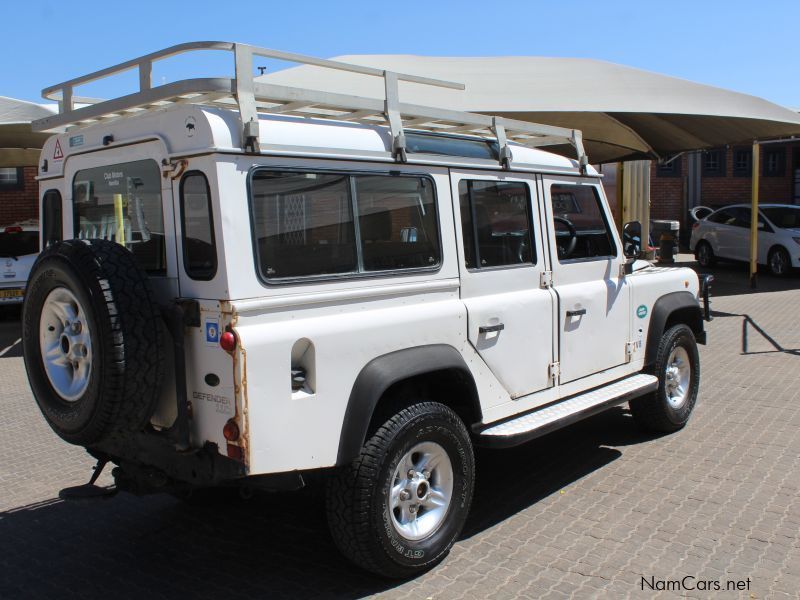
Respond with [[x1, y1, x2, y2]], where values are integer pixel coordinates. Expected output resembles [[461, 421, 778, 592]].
[[622, 221, 642, 259]]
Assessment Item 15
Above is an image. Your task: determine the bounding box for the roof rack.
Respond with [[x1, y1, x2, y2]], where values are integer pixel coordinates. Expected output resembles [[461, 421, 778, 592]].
[[32, 41, 589, 171]]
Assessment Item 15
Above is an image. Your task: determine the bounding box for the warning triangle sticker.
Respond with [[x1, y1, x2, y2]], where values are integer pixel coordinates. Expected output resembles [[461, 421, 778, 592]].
[[53, 139, 64, 160]]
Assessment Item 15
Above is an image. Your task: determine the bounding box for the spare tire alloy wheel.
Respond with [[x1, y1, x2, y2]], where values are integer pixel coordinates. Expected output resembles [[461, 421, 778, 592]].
[[39, 287, 93, 402], [327, 402, 475, 578], [22, 239, 164, 447]]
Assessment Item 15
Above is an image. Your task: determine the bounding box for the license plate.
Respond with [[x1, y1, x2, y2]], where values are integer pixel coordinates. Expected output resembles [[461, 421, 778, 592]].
[[0, 289, 23, 298]]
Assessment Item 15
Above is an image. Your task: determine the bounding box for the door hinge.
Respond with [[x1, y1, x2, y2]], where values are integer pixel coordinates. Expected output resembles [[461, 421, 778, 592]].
[[540, 271, 553, 288], [626, 341, 635, 360], [548, 361, 560, 380]]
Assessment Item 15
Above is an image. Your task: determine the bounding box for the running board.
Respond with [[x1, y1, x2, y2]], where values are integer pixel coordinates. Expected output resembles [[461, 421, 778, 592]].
[[476, 373, 658, 448]]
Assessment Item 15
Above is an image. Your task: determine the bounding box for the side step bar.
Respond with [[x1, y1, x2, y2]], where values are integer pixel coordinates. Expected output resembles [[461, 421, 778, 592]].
[[475, 373, 658, 448]]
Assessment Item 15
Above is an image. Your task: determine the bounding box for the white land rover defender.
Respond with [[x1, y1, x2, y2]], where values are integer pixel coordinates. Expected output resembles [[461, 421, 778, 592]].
[[23, 42, 711, 578]]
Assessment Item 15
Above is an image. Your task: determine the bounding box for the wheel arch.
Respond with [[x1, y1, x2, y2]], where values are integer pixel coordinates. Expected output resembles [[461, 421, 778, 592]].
[[644, 291, 705, 368], [335, 344, 481, 466]]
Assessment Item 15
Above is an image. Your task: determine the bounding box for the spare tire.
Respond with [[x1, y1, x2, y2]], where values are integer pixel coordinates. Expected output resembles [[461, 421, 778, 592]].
[[22, 239, 164, 446]]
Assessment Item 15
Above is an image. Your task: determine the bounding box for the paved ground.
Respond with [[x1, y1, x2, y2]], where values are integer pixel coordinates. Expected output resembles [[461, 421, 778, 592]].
[[1, 259, 799, 599]]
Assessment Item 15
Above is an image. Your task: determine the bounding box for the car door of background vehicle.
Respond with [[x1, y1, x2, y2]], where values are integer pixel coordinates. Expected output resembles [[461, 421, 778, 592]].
[[452, 170, 556, 399], [541, 176, 630, 385], [726, 207, 772, 262]]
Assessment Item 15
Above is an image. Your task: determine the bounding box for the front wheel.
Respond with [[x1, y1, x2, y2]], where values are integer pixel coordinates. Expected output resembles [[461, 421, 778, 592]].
[[630, 324, 700, 432], [326, 402, 474, 578]]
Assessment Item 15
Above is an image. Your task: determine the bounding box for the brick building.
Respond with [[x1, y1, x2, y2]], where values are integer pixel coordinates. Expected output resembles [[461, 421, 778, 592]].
[[0, 166, 39, 226], [650, 141, 798, 243]]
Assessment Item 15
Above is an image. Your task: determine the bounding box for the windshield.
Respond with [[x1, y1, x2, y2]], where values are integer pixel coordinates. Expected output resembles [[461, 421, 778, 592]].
[[761, 206, 800, 229], [0, 231, 39, 257]]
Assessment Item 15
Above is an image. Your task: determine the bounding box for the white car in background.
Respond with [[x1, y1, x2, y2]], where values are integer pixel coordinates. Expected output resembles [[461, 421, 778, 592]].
[[690, 203, 800, 276], [0, 221, 40, 304]]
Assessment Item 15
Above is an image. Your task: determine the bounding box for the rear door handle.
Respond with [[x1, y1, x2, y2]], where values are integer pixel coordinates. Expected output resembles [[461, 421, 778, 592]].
[[566, 308, 587, 317], [479, 323, 505, 334]]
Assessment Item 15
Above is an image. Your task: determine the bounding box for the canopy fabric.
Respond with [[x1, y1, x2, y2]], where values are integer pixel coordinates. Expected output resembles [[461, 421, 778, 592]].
[[0, 96, 56, 155], [262, 56, 800, 163]]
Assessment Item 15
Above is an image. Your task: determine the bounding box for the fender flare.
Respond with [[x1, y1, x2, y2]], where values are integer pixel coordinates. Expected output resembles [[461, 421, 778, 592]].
[[335, 344, 480, 466], [644, 291, 704, 367]]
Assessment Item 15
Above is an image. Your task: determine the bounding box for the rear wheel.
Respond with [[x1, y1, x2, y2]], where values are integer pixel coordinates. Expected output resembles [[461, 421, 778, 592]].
[[695, 241, 716, 267], [630, 324, 700, 432], [767, 246, 791, 277], [326, 402, 474, 578]]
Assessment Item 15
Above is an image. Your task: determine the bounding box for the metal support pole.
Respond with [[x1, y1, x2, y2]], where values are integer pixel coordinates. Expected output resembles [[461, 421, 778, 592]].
[[750, 141, 760, 289], [615, 162, 625, 233]]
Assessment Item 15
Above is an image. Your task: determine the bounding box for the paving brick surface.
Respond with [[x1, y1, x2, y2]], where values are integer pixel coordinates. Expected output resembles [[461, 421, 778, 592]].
[[1, 261, 799, 599]]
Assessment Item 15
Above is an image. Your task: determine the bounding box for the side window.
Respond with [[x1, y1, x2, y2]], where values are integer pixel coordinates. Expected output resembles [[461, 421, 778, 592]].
[[707, 209, 735, 225], [355, 176, 439, 271], [549, 184, 616, 261], [250, 170, 440, 281], [180, 172, 217, 280], [458, 180, 535, 269], [72, 160, 165, 274], [42, 189, 62, 247]]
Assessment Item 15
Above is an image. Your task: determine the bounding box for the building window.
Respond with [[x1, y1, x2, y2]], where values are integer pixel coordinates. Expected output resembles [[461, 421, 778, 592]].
[[0, 167, 24, 190], [702, 148, 726, 177], [732, 147, 752, 177], [763, 147, 786, 177], [656, 155, 682, 177]]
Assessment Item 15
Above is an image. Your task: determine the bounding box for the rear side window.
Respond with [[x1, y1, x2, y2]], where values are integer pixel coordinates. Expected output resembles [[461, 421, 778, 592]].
[[72, 160, 165, 274], [458, 180, 535, 269], [250, 170, 439, 280], [180, 172, 217, 280], [42, 189, 62, 247], [549, 184, 616, 261], [707, 209, 735, 225]]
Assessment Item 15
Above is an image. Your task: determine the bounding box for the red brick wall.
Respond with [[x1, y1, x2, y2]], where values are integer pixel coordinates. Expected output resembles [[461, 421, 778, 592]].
[[650, 144, 798, 224], [0, 166, 38, 226]]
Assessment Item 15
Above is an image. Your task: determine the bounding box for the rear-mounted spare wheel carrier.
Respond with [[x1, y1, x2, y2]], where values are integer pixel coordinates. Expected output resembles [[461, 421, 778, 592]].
[[22, 239, 164, 446]]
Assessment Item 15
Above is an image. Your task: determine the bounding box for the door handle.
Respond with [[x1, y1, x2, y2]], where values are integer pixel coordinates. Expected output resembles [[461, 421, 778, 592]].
[[479, 323, 505, 334], [566, 308, 587, 317]]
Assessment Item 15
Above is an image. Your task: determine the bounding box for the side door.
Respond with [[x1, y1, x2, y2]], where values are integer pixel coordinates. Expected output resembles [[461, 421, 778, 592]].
[[541, 176, 630, 384], [64, 141, 179, 303], [452, 170, 556, 399]]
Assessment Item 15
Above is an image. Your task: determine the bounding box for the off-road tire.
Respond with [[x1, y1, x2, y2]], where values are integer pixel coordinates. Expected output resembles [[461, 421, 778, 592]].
[[22, 239, 164, 446], [695, 241, 716, 267], [630, 324, 699, 432], [326, 402, 474, 578]]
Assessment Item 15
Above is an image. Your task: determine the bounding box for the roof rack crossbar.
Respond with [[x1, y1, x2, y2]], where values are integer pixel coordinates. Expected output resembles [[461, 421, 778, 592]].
[[33, 41, 590, 170]]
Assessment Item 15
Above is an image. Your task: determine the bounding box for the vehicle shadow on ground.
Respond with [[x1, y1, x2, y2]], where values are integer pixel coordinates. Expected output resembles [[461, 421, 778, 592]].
[[0, 408, 656, 600], [684, 259, 800, 298]]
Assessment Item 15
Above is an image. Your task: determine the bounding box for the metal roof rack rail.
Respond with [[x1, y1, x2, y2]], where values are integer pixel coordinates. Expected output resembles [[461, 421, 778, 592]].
[[32, 41, 589, 171]]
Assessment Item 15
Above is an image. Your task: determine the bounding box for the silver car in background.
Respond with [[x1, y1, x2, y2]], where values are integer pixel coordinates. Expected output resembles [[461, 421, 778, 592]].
[[690, 203, 800, 276]]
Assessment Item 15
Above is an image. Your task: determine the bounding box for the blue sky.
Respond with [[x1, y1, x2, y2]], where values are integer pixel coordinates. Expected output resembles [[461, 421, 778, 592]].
[[3, 0, 799, 107]]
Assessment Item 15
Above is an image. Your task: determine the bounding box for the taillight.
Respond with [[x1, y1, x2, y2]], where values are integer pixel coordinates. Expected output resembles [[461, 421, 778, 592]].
[[692, 222, 700, 230], [223, 419, 240, 441], [4, 226, 22, 233], [220, 330, 237, 353]]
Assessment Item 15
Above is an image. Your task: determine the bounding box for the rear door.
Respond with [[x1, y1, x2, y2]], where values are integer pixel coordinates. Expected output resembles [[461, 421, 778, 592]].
[[63, 141, 179, 302], [452, 170, 556, 399], [541, 176, 630, 384]]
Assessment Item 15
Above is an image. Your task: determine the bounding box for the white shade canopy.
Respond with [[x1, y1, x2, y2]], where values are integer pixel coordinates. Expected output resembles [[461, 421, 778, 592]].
[[0, 96, 56, 165], [262, 56, 800, 163]]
